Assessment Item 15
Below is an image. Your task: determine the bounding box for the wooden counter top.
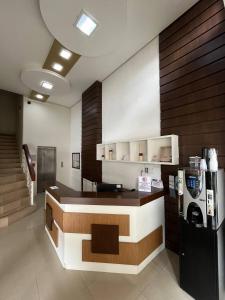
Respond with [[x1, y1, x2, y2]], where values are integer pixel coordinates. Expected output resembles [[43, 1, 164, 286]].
[[46, 182, 165, 207]]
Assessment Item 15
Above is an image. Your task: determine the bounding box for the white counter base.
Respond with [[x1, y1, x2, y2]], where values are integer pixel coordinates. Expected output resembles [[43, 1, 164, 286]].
[[45, 192, 165, 274]]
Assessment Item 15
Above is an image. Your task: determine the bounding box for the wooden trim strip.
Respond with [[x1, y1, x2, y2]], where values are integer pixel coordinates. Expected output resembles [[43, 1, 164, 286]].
[[46, 223, 58, 247], [46, 194, 64, 229], [160, 33, 225, 77], [160, 68, 225, 102], [160, 9, 225, 61], [161, 44, 225, 86], [160, 19, 225, 69], [82, 226, 163, 265], [22, 144, 35, 181], [159, 1, 223, 51], [46, 194, 130, 236], [159, 0, 217, 44], [63, 212, 129, 235], [161, 57, 225, 94]]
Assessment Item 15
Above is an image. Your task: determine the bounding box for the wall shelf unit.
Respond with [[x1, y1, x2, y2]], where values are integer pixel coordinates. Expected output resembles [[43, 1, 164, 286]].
[[97, 135, 179, 165]]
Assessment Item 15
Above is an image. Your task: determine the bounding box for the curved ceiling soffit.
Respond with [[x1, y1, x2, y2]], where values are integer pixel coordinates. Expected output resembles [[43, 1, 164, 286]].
[[39, 0, 127, 57]]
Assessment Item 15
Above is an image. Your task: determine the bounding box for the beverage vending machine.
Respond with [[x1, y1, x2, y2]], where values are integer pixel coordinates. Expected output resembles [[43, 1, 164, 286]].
[[178, 167, 225, 300]]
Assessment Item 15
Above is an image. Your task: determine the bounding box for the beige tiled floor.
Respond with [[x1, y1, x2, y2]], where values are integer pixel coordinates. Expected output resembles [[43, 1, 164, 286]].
[[0, 195, 193, 300]]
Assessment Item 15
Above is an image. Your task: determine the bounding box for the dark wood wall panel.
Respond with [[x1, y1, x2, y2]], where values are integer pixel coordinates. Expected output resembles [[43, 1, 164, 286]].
[[82, 81, 102, 184], [159, 0, 225, 253]]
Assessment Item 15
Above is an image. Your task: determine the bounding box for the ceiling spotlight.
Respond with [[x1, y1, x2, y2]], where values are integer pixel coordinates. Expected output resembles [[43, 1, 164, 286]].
[[41, 81, 53, 90], [75, 10, 98, 36], [52, 63, 63, 72], [59, 49, 72, 60], [36, 94, 44, 100]]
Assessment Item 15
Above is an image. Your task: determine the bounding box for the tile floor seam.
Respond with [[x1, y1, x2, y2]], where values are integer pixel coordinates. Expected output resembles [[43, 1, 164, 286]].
[[35, 276, 41, 300]]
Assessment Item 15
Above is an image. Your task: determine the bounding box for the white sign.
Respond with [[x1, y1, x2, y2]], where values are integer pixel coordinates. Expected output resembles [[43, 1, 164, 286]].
[[138, 175, 151, 192]]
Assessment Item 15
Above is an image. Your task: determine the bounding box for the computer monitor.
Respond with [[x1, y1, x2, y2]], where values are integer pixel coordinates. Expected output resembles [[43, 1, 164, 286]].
[[97, 183, 123, 193]]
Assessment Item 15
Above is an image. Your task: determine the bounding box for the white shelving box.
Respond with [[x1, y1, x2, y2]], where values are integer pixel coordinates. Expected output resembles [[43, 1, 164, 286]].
[[97, 135, 179, 165]]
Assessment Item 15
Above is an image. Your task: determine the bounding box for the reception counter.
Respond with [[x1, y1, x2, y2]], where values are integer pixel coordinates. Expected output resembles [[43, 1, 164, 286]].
[[45, 182, 165, 274]]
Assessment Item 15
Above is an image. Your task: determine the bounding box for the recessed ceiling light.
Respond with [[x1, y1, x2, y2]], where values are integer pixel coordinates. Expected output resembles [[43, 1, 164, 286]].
[[52, 63, 63, 72], [36, 94, 44, 100], [59, 49, 72, 60], [41, 81, 53, 90], [75, 10, 98, 36]]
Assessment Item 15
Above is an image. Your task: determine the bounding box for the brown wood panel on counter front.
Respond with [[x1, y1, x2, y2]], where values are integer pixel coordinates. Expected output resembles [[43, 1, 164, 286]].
[[91, 224, 119, 254], [82, 81, 102, 186], [45, 194, 130, 236], [159, 0, 225, 253], [82, 226, 162, 265]]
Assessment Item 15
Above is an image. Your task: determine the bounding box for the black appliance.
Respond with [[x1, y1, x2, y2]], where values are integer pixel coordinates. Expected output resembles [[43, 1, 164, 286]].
[[97, 183, 123, 193], [178, 168, 225, 300]]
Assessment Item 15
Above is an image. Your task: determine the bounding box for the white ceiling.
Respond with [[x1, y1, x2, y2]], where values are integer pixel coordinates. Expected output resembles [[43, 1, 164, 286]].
[[0, 0, 199, 107]]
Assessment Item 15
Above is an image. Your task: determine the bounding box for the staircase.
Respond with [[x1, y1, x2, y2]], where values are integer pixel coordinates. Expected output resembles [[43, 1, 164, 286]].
[[0, 134, 36, 228]]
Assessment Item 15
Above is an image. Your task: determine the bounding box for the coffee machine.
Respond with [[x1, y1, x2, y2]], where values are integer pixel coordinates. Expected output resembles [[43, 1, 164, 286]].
[[180, 168, 225, 230], [178, 167, 225, 300]]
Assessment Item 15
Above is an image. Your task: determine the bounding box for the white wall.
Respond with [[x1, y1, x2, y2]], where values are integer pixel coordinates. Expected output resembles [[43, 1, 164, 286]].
[[70, 101, 82, 191], [102, 37, 161, 189], [23, 98, 71, 193]]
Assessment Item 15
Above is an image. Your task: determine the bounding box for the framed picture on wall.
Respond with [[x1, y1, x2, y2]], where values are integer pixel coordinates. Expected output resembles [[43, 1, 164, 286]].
[[72, 153, 80, 169]]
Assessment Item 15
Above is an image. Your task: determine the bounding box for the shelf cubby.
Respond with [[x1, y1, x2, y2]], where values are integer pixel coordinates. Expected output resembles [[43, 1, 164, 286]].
[[116, 142, 130, 161], [104, 143, 117, 160], [130, 140, 148, 162]]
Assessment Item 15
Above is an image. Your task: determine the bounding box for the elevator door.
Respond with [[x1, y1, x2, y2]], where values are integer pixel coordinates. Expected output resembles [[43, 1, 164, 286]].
[[37, 147, 56, 193]]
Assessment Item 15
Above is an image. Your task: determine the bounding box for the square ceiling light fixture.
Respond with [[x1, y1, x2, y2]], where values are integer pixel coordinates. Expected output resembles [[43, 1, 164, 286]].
[[59, 49, 72, 60], [52, 63, 63, 72], [41, 81, 53, 90], [74, 10, 98, 36], [36, 94, 44, 100]]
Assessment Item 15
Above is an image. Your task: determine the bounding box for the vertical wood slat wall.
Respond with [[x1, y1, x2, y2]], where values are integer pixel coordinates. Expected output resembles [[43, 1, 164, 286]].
[[82, 81, 102, 185], [159, 0, 225, 252]]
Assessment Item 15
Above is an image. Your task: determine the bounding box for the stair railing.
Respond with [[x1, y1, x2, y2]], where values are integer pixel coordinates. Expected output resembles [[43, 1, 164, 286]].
[[22, 144, 35, 205]]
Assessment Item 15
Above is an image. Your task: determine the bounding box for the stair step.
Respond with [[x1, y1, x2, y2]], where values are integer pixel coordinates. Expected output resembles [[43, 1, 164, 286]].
[[0, 180, 26, 194], [0, 149, 18, 154], [0, 163, 21, 169], [0, 196, 30, 217], [0, 133, 16, 137], [0, 154, 20, 160], [0, 205, 36, 228], [0, 135, 16, 141], [0, 139, 17, 143], [0, 168, 23, 175], [0, 145, 18, 149], [0, 187, 28, 203], [0, 158, 20, 164], [0, 174, 25, 184], [0, 138, 17, 142]]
